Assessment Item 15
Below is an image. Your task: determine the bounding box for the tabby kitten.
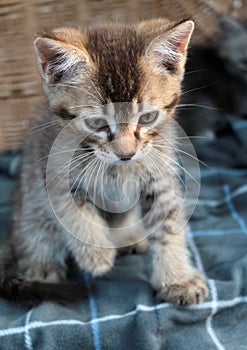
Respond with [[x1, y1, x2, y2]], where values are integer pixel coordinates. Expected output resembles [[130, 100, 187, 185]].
[[0, 19, 208, 306]]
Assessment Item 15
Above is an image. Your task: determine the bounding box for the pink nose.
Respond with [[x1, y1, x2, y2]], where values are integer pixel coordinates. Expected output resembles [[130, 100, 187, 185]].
[[112, 127, 137, 161], [115, 151, 136, 161]]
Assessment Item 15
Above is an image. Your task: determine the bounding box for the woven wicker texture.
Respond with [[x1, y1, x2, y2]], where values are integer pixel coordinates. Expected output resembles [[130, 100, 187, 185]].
[[0, 0, 246, 150]]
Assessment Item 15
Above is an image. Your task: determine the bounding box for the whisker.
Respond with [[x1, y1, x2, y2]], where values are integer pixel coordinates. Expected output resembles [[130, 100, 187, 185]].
[[145, 150, 185, 193], [152, 136, 209, 147], [36, 153, 91, 200], [69, 157, 97, 203], [151, 148, 200, 186], [99, 160, 107, 211], [180, 81, 218, 96], [176, 103, 220, 111], [83, 157, 100, 201], [88, 78, 105, 103], [146, 150, 180, 192], [149, 151, 186, 189], [92, 158, 103, 208], [152, 143, 211, 170], [71, 156, 97, 199], [184, 68, 212, 75], [29, 120, 62, 135], [152, 128, 210, 145], [174, 136, 209, 140], [74, 157, 99, 200], [53, 83, 102, 104], [68, 104, 99, 110], [31, 120, 60, 130], [38, 148, 94, 161], [45, 153, 93, 191], [145, 152, 164, 178]]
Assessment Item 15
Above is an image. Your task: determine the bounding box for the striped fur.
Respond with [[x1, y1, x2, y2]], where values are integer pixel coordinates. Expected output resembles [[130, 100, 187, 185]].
[[0, 19, 208, 306]]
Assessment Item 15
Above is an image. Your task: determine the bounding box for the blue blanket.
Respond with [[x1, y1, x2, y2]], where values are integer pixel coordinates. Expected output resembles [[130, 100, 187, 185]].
[[0, 118, 247, 349]]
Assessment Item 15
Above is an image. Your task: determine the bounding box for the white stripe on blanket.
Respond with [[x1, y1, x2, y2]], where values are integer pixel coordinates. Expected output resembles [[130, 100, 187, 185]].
[[0, 296, 246, 339]]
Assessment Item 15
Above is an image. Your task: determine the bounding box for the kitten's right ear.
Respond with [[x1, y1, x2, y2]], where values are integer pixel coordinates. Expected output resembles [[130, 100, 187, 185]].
[[34, 37, 91, 83]]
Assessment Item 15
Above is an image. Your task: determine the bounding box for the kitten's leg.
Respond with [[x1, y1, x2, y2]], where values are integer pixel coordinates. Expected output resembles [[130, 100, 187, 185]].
[[142, 188, 208, 305], [14, 224, 69, 283], [15, 201, 116, 281], [17, 257, 67, 283], [67, 202, 116, 276], [111, 206, 149, 254], [151, 228, 208, 305]]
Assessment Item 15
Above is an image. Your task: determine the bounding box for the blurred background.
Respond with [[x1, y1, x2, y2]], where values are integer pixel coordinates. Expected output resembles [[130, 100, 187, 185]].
[[0, 0, 247, 151]]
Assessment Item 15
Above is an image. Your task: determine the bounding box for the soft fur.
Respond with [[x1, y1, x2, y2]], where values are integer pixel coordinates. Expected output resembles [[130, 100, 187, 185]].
[[1, 19, 208, 306]]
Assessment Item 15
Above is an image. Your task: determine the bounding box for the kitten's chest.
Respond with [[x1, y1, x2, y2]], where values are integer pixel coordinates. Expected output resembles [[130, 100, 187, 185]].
[[81, 166, 142, 213]]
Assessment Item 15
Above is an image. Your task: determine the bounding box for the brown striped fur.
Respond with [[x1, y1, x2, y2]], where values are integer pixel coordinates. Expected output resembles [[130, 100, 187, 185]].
[[0, 19, 208, 306]]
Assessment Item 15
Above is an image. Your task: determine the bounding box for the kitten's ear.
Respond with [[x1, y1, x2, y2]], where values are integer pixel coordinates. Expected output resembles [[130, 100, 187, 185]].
[[34, 37, 90, 83], [145, 20, 194, 74], [218, 15, 244, 39]]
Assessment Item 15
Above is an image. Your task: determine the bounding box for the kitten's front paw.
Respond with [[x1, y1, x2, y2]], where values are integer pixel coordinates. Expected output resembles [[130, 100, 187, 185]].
[[119, 239, 150, 255], [18, 260, 67, 283], [83, 247, 116, 277], [159, 273, 208, 306]]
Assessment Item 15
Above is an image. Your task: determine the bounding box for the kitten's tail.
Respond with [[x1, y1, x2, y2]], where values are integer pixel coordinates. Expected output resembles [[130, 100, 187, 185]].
[[0, 242, 88, 307]]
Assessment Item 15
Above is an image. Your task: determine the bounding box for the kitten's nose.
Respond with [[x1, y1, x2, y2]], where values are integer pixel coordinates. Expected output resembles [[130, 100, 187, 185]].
[[116, 152, 136, 161]]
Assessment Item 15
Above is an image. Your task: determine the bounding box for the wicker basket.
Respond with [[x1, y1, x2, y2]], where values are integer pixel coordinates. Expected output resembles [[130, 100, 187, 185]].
[[0, 0, 246, 151]]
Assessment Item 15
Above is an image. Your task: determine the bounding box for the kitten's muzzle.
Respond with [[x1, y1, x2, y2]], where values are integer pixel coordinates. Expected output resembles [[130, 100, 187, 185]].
[[115, 151, 136, 161], [111, 129, 137, 162], [112, 137, 137, 161]]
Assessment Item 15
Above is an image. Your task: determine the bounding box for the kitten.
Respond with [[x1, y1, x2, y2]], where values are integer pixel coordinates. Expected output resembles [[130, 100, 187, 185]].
[[0, 19, 208, 306], [179, 15, 247, 140]]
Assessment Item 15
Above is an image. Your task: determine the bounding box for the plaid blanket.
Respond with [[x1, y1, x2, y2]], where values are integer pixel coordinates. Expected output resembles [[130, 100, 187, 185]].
[[0, 117, 247, 350]]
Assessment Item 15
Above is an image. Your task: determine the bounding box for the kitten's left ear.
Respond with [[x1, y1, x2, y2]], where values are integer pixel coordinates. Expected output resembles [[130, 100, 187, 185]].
[[145, 20, 194, 75]]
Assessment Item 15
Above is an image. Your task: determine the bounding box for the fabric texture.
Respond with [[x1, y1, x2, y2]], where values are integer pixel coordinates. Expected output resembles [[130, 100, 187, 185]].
[[0, 118, 247, 349]]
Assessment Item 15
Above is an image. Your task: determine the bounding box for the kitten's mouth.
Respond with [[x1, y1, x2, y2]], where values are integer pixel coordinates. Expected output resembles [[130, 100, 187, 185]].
[[113, 159, 133, 166]]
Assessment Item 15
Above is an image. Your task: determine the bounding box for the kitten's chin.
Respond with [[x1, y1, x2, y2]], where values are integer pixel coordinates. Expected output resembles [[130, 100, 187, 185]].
[[113, 159, 133, 166], [94, 151, 135, 165]]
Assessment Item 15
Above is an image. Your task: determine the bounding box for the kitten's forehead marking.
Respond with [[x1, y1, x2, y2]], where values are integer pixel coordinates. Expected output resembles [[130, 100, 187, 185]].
[[85, 27, 143, 102]]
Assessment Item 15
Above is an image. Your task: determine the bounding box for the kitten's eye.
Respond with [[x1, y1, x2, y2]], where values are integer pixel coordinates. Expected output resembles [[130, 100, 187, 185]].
[[85, 118, 108, 131], [138, 111, 159, 125]]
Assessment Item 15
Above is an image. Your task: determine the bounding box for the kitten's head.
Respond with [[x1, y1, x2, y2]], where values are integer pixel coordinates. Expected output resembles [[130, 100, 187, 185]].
[[218, 16, 247, 81], [34, 19, 194, 163]]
